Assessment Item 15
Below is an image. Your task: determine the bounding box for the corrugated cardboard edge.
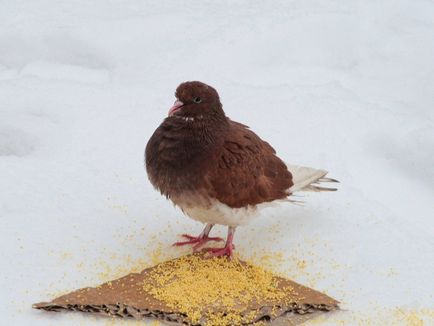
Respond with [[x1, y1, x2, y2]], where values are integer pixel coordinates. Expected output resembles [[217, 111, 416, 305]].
[[33, 302, 337, 323], [33, 255, 339, 325]]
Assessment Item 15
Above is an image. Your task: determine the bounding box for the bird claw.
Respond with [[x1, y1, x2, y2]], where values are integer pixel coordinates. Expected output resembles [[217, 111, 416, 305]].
[[173, 234, 224, 251], [203, 244, 234, 258]]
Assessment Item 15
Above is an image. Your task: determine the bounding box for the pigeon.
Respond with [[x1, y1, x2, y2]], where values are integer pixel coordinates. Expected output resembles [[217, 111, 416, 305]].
[[145, 81, 338, 257]]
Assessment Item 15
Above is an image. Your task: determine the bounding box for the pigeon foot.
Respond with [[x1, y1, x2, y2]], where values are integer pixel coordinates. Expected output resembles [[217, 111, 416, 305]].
[[173, 234, 224, 251], [203, 243, 234, 258]]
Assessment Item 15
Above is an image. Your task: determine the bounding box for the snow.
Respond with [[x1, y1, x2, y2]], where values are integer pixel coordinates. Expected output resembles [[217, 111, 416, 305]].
[[1, 0, 433, 325]]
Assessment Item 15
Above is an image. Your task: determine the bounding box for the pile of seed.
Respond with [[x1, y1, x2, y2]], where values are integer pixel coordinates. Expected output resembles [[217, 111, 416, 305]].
[[143, 254, 295, 325]]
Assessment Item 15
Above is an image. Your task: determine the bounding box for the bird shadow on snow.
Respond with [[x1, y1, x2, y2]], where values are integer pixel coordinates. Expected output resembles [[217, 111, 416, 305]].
[[239, 204, 330, 251]]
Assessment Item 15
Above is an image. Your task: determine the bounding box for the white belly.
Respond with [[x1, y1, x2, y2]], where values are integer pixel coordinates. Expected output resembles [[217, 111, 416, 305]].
[[173, 195, 279, 227]]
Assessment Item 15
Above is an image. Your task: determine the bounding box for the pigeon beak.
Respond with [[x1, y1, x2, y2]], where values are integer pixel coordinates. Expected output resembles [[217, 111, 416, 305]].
[[168, 100, 184, 116]]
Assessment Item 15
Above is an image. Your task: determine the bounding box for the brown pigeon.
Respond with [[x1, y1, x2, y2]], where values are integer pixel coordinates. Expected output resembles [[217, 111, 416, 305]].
[[145, 81, 338, 257]]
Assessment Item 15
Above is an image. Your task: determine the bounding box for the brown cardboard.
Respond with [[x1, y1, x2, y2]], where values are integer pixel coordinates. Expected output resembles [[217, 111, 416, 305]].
[[33, 254, 339, 325]]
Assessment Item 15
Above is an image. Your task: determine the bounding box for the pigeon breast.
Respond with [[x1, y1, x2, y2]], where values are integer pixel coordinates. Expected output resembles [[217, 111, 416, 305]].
[[145, 116, 293, 213]]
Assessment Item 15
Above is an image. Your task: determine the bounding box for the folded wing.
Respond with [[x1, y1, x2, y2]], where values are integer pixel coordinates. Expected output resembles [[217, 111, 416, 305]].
[[207, 121, 293, 208]]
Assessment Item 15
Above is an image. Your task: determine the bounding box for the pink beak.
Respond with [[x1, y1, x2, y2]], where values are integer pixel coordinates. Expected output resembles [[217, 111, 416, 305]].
[[168, 100, 184, 116]]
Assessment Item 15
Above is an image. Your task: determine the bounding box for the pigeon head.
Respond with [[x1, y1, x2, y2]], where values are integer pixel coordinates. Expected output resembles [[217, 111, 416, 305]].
[[168, 81, 225, 119]]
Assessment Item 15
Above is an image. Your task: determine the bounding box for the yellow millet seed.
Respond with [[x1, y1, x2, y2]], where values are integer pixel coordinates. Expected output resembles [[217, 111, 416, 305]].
[[143, 254, 293, 325]]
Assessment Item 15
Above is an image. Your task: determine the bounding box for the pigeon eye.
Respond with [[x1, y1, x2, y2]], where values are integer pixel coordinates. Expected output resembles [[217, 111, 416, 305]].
[[193, 97, 202, 103]]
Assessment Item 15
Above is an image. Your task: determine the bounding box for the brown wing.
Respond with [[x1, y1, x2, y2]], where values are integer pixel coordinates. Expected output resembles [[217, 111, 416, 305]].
[[207, 121, 293, 208]]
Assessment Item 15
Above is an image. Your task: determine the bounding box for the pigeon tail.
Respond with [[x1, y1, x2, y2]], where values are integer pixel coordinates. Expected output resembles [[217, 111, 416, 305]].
[[287, 164, 339, 193]]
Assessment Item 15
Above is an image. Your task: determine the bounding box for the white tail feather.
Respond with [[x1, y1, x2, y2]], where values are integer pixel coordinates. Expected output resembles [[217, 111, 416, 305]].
[[287, 164, 338, 193]]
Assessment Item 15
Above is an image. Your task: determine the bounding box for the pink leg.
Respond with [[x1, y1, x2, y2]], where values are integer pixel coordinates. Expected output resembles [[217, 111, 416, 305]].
[[173, 224, 223, 251], [204, 226, 236, 258]]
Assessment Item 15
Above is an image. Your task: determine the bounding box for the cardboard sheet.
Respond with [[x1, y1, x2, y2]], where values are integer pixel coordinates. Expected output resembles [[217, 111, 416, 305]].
[[34, 254, 339, 325]]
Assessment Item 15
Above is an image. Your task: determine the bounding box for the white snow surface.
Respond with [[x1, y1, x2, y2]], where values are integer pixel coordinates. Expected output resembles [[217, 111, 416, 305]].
[[1, 1, 433, 325]]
